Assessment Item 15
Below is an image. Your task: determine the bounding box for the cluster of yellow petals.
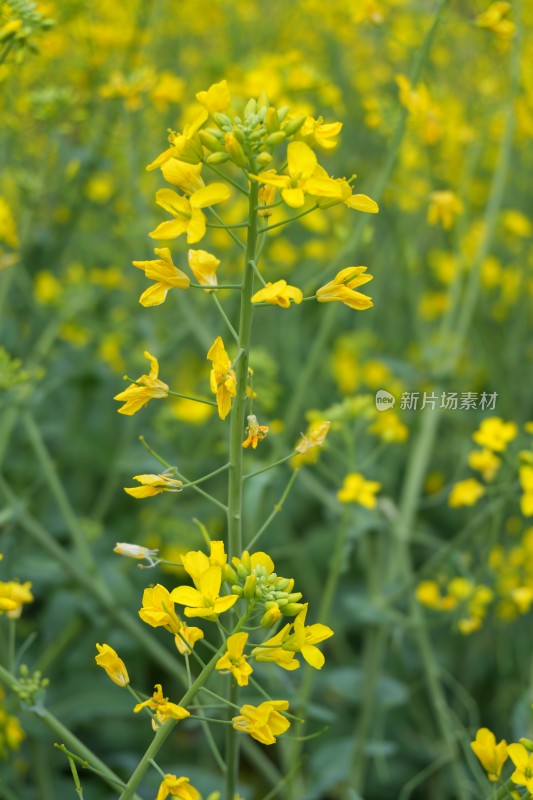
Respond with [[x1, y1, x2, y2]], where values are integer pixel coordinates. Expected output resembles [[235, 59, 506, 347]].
[[156, 774, 201, 800], [132, 247, 190, 307], [316, 267, 373, 310], [114, 351, 169, 415], [242, 414, 269, 449], [133, 683, 189, 730], [251, 280, 302, 308], [207, 336, 236, 420], [124, 473, 183, 499], [337, 472, 381, 508], [232, 700, 290, 745], [216, 632, 253, 686], [95, 643, 130, 687], [0, 580, 33, 619]]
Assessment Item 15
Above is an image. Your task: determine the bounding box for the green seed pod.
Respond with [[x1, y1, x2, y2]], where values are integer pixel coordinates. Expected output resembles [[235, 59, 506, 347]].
[[265, 131, 286, 147], [282, 114, 307, 136], [243, 574, 257, 599], [206, 151, 230, 165]]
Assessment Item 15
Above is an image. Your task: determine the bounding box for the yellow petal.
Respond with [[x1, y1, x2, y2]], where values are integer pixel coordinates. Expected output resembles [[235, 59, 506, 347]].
[[287, 141, 317, 180], [346, 193, 379, 213], [190, 183, 231, 209]]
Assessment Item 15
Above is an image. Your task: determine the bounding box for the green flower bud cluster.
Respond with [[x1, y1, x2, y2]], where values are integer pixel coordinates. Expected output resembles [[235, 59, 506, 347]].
[[200, 93, 306, 170], [224, 552, 305, 622], [13, 664, 49, 706]]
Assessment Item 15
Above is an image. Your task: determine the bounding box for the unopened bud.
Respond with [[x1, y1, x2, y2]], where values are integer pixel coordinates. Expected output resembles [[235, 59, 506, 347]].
[[223, 565, 238, 585], [266, 107, 280, 133], [283, 115, 306, 136], [243, 574, 257, 599], [275, 578, 290, 591], [199, 130, 224, 152], [244, 98, 257, 118], [520, 738, 533, 752], [265, 131, 286, 147], [286, 592, 303, 604], [282, 602, 306, 616], [257, 91, 269, 110], [225, 133, 247, 167], [261, 606, 282, 627], [206, 151, 229, 165], [212, 112, 232, 129], [256, 151, 273, 168], [231, 584, 244, 597], [236, 564, 249, 580], [277, 106, 290, 122]]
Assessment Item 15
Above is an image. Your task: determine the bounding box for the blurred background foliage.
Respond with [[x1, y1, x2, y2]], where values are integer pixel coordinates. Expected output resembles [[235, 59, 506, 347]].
[[1, 0, 532, 798]]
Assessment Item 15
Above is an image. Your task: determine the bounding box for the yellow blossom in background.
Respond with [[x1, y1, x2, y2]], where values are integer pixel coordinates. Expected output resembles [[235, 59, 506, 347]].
[[207, 336, 236, 420], [471, 728, 508, 782], [292, 419, 331, 468], [132, 248, 190, 307], [156, 774, 201, 800], [251, 280, 303, 308], [232, 700, 290, 745], [196, 79, 231, 114], [114, 351, 169, 415], [316, 267, 373, 310], [95, 643, 129, 687], [253, 141, 342, 208], [337, 472, 381, 508], [0, 198, 19, 248], [171, 566, 238, 620], [519, 466, 533, 516], [0, 581, 33, 619], [468, 448, 501, 482], [369, 411, 409, 443], [124, 473, 183, 499], [473, 417, 518, 452], [475, 2, 515, 37], [216, 632, 253, 686], [188, 249, 220, 290], [242, 415, 269, 449], [427, 190, 463, 230], [448, 478, 485, 508], [133, 683, 190, 729], [508, 743, 533, 793], [150, 184, 230, 244]]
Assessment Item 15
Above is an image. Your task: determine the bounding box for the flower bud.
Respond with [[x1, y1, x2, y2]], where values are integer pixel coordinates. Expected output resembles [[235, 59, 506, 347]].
[[282, 602, 306, 616], [231, 584, 244, 597], [261, 606, 282, 627], [266, 107, 280, 133], [223, 565, 238, 585], [265, 131, 286, 147], [244, 98, 257, 118], [286, 592, 303, 603], [257, 91, 269, 110], [275, 577, 290, 591], [240, 551, 251, 571], [212, 112, 232, 129], [199, 130, 224, 152], [206, 152, 230, 165], [236, 564, 249, 580], [282, 115, 306, 136], [256, 151, 273, 168], [243, 574, 257, 599], [277, 106, 290, 122], [520, 738, 533, 751], [225, 133, 247, 167]]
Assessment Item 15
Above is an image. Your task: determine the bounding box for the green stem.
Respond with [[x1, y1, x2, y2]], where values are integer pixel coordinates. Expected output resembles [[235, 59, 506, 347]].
[[212, 293, 239, 343], [245, 470, 299, 551], [244, 453, 294, 480], [225, 681, 240, 800], [259, 204, 319, 233]]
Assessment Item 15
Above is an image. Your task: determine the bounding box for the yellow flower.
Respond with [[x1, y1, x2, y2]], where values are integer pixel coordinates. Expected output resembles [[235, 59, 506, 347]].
[[150, 184, 230, 245], [253, 141, 343, 209], [337, 472, 381, 508], [251, 625, 300, 671], [133, 684, 189, 729], [114, 351, 169, 415], [282, 604, 334, 669], [196, 79, 231, 114], [207, 336, 236, 420], [519, 466, 533, 517], [508, 743, 533, 793], [316, 267, 373, 310], [475, 2, 515, 37], [188, 249, 220, 290], [216, 632, 253, 686], [251, 280, 303, 308], [95, 643, 129, 687], [427, 191, 463, 230], [139, 584, 182, 635], [471, 728, 508, 781], [132, 248, 190, 307], [294, 420, 331, 455], [156, 774, 201, 800], [467, 449, 501, 482], [0, 581, 33, 619], [297, 116, 343, 150], [448, 478, 485, 508], [473, 417, 517, 452], [124, 474, 183, 499], [146, 108, 207, 170], [174, 625, 205, 655], [242, 415, 269, 449], [232, 700, 290, 745], [161, 159, 205, 195], [171, 566, 239, 620], [315, 170, 379, 213], [181, 541, 227, 584]]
